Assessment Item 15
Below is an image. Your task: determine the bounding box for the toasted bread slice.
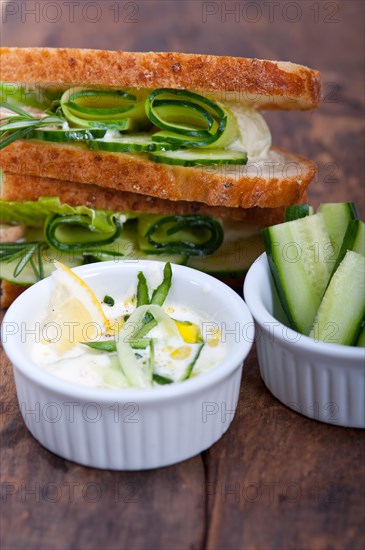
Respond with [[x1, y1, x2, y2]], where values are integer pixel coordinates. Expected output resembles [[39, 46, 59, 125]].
[[1, 142, 315, 209], [0, 48, 320, 110], [0, 281, 29, 309], [1, 172, 292, 226]]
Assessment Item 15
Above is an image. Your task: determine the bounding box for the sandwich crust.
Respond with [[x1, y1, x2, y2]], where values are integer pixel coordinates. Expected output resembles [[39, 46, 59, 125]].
[[1, 172, 289, 226], [0, 141, 315, 209], [0, 47, 321, 110], [0, 281, 29, 309]]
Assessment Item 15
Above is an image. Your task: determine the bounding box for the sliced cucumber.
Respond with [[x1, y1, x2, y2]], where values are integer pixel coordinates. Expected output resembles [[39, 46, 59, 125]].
[[85, 222, 188, 266], [319, 202, 358, 262], [88, 134, 175, 153], [0, 82, 63, 110], [356, 323, 365, 347], [188, 223, 263, 276], [30, 127, 107, 142], [330, 220, 364, 279], [352, 221, 365, 256], [148, 148, 248, 166], [309, 251, 365, 345], [136, 214, 223, 257], [285, 204, 313, 222], [339, 219, 364, 256], [262, 213, 333, 335], [60, 86, 150, 131]]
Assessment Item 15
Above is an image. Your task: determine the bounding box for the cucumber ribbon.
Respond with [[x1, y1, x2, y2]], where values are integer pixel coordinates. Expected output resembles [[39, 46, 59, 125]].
[[146, 88, 237, 148], [45, 214, 122, 251], [140, 214, 224, 256], [60, 87, 149, 131], [1, 86, 244, 165], [0, 198, 224, 258]]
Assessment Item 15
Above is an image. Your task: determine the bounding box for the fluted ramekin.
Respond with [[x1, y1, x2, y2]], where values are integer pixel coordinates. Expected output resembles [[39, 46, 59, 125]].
[[2, 260, 254, 469], [244, 254, 365, 428]]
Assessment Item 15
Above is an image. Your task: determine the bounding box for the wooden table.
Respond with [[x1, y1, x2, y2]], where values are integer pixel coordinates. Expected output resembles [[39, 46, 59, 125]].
[[1, 2, 364, 549]]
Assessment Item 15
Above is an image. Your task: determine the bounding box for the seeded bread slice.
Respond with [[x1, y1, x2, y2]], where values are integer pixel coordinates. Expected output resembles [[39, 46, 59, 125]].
[[0, 47, 321, 110], [0, 141, 315, 209]]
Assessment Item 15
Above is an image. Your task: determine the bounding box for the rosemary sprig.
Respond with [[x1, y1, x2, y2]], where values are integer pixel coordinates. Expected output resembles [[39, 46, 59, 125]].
[[0, 102, 65, 150], [0, 242, 46, 281]]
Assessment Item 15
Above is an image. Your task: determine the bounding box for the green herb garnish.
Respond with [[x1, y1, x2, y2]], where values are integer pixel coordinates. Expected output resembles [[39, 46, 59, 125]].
[[0, 102, 65, 150], [103, 295, 115, 306], [180, 343, 205, 381], [0, 241, 46, 281], [137, 272, 149, 306], [153, 373, 173, 385]]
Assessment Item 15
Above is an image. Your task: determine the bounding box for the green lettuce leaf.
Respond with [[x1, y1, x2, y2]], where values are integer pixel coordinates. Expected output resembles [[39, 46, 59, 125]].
[[0, 197, 122, 232]]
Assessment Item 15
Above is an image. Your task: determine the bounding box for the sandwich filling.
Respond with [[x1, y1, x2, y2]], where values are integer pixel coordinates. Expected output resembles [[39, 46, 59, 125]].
[[0, 196, 264, 286], [0, 82, 271, 164], [0, 83, 274, 288]]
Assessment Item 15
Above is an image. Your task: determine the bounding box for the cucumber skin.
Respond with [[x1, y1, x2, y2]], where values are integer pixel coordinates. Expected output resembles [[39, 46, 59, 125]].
[[30, 128, 106, 142], [262, 227, 300, 332], [356, 323, 365, 347], [149, 149, 248, 167], [331, 220, 365, 275], [319, 202, 358, 268], [309, 251, 365, 345], [284, 204, 313, 222]]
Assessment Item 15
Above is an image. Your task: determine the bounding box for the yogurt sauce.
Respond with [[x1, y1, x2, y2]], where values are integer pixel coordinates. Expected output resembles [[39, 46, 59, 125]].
[[31, 298, 226, 390]]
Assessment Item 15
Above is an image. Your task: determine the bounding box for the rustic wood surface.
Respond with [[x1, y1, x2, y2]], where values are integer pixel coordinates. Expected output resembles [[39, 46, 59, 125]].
[[1, 1, 364, 549]]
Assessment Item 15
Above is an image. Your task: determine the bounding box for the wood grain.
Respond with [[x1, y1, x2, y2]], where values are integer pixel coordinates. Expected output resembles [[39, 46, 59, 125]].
[[1, 1, 364, 549]]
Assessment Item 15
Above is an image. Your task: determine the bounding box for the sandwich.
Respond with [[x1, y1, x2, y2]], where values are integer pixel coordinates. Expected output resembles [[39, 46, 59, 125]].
[[0, 48, 320, 307]]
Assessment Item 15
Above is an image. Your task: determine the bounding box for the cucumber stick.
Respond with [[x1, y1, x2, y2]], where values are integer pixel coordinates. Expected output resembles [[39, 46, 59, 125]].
[[309, 251, 365, 345], [262, 213, 333, 335], [284, 204, 313, 222], [337, 219, 364, 259], [356, 324, 365, 347], [319, 202, 358, 262]]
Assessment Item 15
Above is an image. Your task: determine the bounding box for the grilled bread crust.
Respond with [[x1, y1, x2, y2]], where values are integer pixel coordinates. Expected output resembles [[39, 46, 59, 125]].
[[1, 141, 315, 209], [0, 48, 321, 110], [1, 172, 292, 226], [0, 281, 29, 309]]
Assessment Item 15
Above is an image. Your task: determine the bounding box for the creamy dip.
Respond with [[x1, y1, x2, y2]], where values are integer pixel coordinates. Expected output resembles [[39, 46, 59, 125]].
[[31, 298, 226, 390]]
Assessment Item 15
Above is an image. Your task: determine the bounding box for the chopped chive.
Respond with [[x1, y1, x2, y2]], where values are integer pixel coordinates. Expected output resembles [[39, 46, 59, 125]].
[[130, 338, 151, 350], [149, 339, 155, 383], [180, 344, 205, 381], [82, 340, 117, 352], [103, 295, 115, 306], [150, 262, 172, 306], [153, 373, 173, 385], [133, 318, 158, 339], [82, 338, 151, 352], [137, 271, 149, 306], [143, 311, 154, 324]]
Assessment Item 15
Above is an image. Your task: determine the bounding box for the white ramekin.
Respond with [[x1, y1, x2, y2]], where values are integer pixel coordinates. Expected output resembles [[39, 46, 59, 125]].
[[2, 260, 254, 469], [244, 253, 365, 428]]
